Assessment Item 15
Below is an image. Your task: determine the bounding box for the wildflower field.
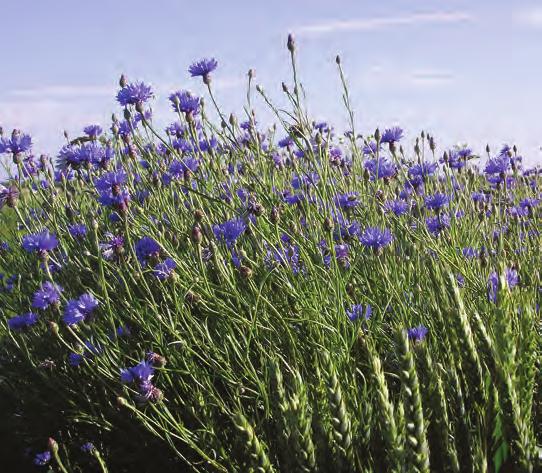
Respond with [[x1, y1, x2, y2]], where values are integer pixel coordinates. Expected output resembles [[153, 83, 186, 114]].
[[0, 37, 541, 472]]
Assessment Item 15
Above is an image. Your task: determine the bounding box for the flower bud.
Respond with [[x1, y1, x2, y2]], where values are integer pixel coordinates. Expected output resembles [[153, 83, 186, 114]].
[[287, 33, 295, 52], [119, 74, 127, 88], [48, 438, 59, 453]]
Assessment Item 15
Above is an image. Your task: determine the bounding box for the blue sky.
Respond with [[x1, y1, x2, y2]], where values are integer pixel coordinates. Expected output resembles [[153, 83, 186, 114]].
[[1, 0, 541, 165]]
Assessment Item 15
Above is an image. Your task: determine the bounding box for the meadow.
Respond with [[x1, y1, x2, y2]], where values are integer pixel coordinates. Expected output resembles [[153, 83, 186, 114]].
[[0, 36, 540, 472]]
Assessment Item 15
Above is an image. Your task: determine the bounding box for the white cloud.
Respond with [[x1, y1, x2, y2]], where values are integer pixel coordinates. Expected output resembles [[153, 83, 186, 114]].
[[410, 70, 455, 86], [516, 6, 542, 27], [8, 85, 114, 99], [293, 11, 472, 36]]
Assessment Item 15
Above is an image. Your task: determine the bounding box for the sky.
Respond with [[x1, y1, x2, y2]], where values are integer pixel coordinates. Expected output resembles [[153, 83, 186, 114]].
[[1, 0, 541, 166]]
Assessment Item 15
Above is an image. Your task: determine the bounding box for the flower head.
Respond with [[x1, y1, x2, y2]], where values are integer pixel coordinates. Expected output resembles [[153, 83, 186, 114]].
[[407, 325, 428, 343], [346, 303, 372, 321], [1, 130, 32, 155], [8, 312, 39, 331], [381, 127, 403, 144], [22, 230, 58, 254], [83, 124, 103, 138], [34, 451, 51, 466], [63, 293, 99, 326], [359, 227, 393, 251], [153, 258, 176, 280], [32, 282, 63, 310], [117, 81, 154, 107], [135, 237, 161, 266], [169, 90, 201, 115], [213, 218, 246, 248], [424, 193, 450, 211], [189, 58, 218, 83]]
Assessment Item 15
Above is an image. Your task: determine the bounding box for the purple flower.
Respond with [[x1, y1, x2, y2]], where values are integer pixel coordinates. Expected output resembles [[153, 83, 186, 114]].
[[334, 243, 350, 268], [135, 237, 161, 266], [424, 193, 450, 211], [346, 304, 372, 322], [487, 268, 519, 303], [364, 158, 396, 180], [426, 215, 450, 236], [83, 124, 103, 138], [81, 442, 95, 453], [169, 90, 201, 115], [100, 233, 124, 260], [407, 325, 428, 343], [362, 141, 380, 155], [335, 192, 360, 210], [383, 199, 409, 216], [189, 58, 218, 83], [153, 258, 176, 280], [68, 224, 87, 239], [7, 312, 39, 331], [95, 170, 130, 211], [278, 136, 294, 148], [462, 247, 479, 259], [484, 155, 510, 175], [168, 157, 199, 179], [63, 293, 99, 326], [34, 451, 51, 466], [1, 130, 32, 155], [359, 227, 393, 250], [408, 161, 438, 178], [32, 282, 63, 310], [381, 127, 403, 144], [213, 218, 246, 248], [0, 184, 19, 209], [117, 81, 153, 106], [22, 230, 58, 254], [265, 242, 302, 275], [121, 360, 154, 384]]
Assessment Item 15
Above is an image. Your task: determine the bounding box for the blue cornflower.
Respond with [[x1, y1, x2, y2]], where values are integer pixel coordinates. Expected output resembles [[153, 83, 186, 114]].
[[83, 124, 103, 138], [135, 237, 161, 266], [189, 58, 218, 83], [81, 442, 95, 453], [383, 199, 409, 216], [408, 161, 438, 178], [63, 293, 99, 326], [282, 191, 305, 206], [1, 130, 32, 155], [153, 258, 176, 280], [95, 170, 130, 211], [484, 155, 510, 175], [335, 244, 350, 268], [169, 90, 201, 116], [100, 233, 124, 260], [278, 136, 294, 148], [7, 312, 39, 330], [424, 193, 450, 211], [117, 81, 154, 106], [335, 192, 360, 210], [359, 227, 393, 251], [488, 267, 519, 303], [22, 230, 58, 254], [32, 282, 63, 310], [364, 158, 396, 180], [34, 451, 51, 466], [346, 303, 372, 322], [407, 325, 428, 343], [381, 126, 403, 144], [0, 184, 19, 209], [121, 360, 154, 384], [462, 247, 480, 259], [68, 224, 87, 239], [213, 218, 246, 248], [362, 141, 380, 155], [265, 242, 302, 275], [426, 215, 450, 236], [168, 157, 199, 179]]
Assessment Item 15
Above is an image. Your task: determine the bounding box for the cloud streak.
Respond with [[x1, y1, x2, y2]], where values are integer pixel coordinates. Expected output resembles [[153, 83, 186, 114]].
[[294, 11, 472, 36], [516, 7, 542, 27]]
